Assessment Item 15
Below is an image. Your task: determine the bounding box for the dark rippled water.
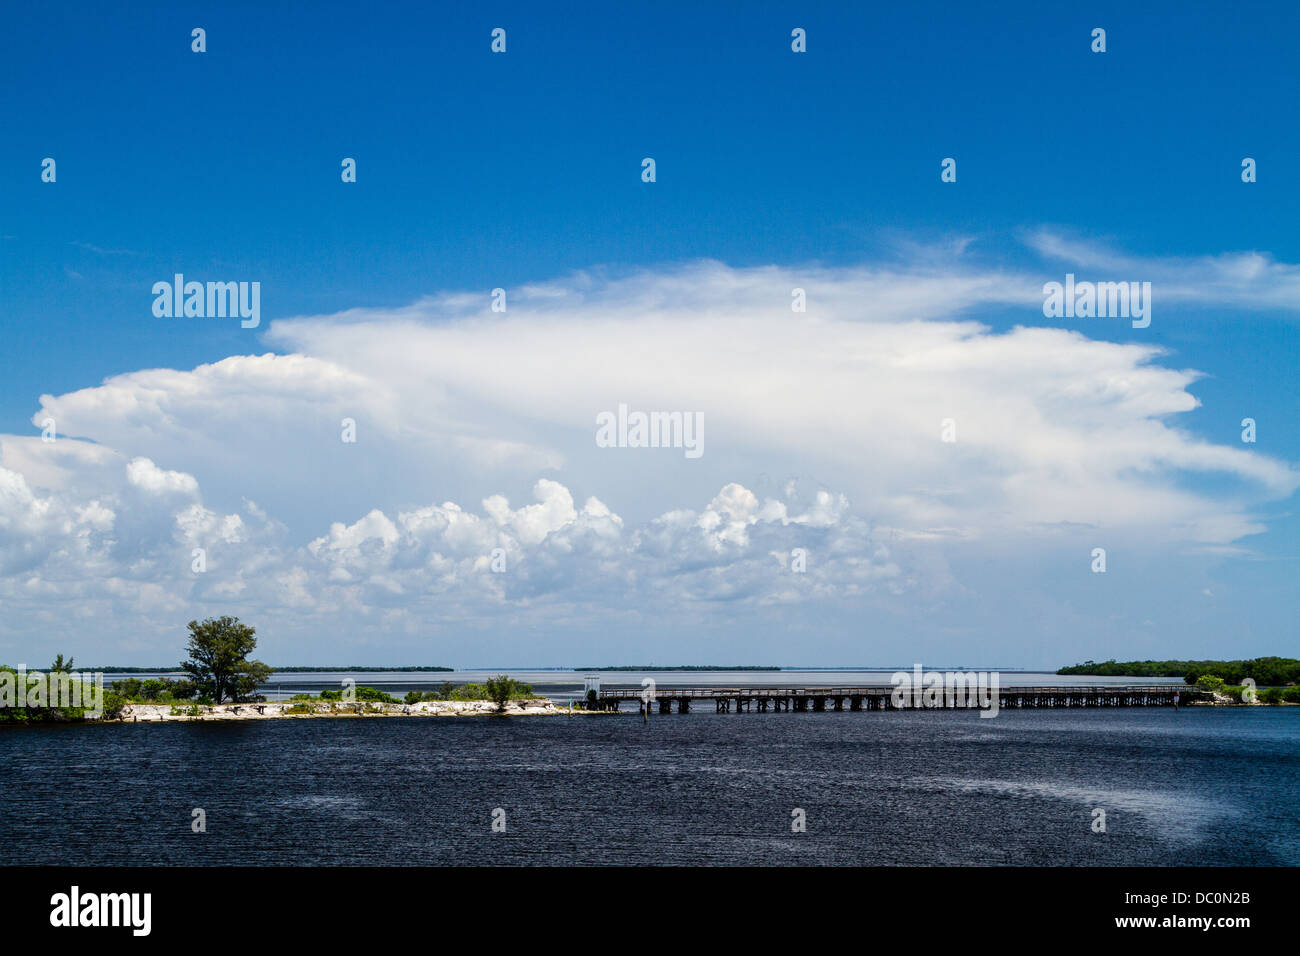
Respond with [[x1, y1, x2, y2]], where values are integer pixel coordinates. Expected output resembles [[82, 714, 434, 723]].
[[3, 708, 1296, 865]]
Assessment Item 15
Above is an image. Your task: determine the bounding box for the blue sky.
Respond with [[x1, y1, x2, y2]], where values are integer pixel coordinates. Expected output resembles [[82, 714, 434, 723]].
[[1, 1, 1297, 666]]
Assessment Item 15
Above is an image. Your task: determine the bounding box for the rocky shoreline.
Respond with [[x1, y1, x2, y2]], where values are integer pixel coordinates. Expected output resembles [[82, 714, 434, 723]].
[[1194, 691, 1296, 706], [117, 697, 599, 722]]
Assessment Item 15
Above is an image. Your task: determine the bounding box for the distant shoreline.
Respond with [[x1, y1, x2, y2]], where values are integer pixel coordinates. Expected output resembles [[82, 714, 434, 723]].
[[576, 665, 781, 672]]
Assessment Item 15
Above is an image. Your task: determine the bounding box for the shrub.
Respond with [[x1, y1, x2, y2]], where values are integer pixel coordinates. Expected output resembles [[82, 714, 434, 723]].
[[100, 690, 126, 720], [404, 689, 447, 703], [353, 686, 399, 704], [109, 676, 198, 703], [441, 679, 533, 705], [316, 686, 398, 704], [112, 677, 143, 699], [485, 675, 511, 712]]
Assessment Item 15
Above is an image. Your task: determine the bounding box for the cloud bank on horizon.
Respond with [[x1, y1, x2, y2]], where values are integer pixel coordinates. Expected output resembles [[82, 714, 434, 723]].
[[2, 234, 1297, 666]]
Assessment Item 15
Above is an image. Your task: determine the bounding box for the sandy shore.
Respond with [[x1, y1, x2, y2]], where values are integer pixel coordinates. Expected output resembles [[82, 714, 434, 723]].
[[118, 698, 596, 721]]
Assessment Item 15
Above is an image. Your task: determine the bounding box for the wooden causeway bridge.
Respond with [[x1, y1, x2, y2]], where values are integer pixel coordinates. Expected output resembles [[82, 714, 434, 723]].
[[591, 684, 1196, 713]]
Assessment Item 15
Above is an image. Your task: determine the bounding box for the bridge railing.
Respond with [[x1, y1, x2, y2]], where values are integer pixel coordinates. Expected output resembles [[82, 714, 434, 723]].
[[596, 685, 1185, 700]]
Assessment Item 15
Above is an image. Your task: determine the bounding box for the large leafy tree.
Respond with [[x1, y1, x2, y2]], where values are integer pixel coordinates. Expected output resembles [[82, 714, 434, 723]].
[[180, 617, 273, 704]]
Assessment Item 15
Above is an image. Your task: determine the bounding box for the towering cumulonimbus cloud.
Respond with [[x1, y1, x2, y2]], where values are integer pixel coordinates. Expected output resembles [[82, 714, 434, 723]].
[[3, 250, 1297, 660]]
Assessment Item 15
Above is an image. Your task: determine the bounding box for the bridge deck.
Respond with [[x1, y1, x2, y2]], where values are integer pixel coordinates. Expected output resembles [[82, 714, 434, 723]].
[[590, 684, 1194, 711]]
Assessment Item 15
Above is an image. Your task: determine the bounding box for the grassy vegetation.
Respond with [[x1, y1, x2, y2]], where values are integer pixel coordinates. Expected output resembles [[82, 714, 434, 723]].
[[110, 676, 201, 704], [280, 679, 537, 711], [403, 678, 535, 705], [317, 686, 400, 704]]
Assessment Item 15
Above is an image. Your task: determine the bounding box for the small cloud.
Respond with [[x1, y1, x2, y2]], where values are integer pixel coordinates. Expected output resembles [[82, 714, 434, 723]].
[[69, 240, 142, 256], [126, 457, 199, 496]]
